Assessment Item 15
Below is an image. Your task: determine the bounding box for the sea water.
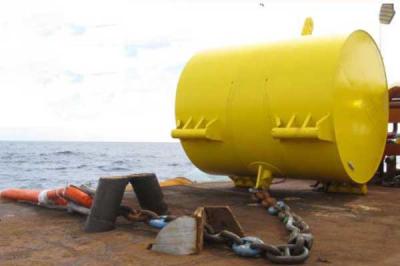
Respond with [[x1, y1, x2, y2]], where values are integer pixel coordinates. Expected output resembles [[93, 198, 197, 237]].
[[0, 141, 228, 190]]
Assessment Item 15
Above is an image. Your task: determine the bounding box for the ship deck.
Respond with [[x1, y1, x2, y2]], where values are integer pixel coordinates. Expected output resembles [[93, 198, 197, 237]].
[[1, 179, 399, 265]]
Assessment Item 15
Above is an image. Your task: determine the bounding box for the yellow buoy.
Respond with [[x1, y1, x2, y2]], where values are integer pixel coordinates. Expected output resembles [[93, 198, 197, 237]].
[[172, 30, 388, 191]]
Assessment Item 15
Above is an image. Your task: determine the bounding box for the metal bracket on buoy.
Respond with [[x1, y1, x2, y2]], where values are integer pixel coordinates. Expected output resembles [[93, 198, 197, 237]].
[[301, 17, 314, 36], [272, 113, 334, 142], [255, 165, 273, 190], [171, 116, 222, 141]]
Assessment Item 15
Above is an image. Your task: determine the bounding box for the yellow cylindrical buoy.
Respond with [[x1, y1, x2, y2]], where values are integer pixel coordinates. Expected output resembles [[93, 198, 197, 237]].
[[172, 30, 388, 189]]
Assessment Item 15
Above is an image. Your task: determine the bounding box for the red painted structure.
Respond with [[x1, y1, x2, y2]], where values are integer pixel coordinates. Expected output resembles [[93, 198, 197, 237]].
[[377, 86, 400, 179]]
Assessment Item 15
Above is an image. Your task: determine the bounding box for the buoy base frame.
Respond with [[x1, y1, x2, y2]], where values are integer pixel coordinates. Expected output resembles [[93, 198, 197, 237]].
[[325, 182, 368, 195], [229, 176, 256, 188]]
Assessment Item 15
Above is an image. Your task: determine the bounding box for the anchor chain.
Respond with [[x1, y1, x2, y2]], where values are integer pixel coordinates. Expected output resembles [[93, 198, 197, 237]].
[[204, 190, 313, 264], [119, 190, 313, 264], [119, 205, 176, 229]]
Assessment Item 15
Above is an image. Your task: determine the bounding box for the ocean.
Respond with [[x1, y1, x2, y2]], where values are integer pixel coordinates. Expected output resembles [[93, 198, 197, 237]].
[[0, 141, 228, 190]]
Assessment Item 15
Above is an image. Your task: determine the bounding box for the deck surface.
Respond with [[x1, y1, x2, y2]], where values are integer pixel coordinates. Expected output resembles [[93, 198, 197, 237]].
[[1, 180, 399, 265]]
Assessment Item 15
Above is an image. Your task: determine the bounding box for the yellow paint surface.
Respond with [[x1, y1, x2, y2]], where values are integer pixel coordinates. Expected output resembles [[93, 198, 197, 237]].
[[173, 30, 388, 185]]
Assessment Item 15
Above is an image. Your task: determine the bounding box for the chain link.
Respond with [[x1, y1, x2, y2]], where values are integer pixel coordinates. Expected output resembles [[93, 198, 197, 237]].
[[119, 190, 312, 264], [204, 225, 244, 245], [203, 190, 313, 264], [119, 205, 176, 228]]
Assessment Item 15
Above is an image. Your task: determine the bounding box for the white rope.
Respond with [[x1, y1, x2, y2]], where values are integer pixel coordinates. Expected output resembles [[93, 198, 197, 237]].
[[38, 189, 51, 205]]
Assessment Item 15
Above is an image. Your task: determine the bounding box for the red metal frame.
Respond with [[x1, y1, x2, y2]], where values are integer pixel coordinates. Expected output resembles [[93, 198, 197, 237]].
[[385, 86, 400, 156], [376, 86, 400, 179]]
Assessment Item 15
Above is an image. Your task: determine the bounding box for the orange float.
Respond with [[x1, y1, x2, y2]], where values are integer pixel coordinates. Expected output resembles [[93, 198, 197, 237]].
[[0, 185, 93, 208], [63, 186, 93, 208]]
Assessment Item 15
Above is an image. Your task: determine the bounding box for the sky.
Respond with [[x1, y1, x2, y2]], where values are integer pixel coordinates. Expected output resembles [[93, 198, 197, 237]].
[[0, 0, 398, 142]]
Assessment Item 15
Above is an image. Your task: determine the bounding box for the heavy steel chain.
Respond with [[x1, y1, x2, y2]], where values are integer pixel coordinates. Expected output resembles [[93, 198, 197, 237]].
[[119, 190, 312, 264], [119, 205, 176, 229], [204, 190, 313, 264]]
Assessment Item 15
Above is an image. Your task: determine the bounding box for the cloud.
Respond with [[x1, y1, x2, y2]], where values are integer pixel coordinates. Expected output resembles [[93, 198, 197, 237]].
[[140, 40, 171, 50], [124, 40, 171, 57], [93, 24, 118, 29], [28, 62, 61, 86], [0, 1, 398, 142], [64, 70, 84, 83], [164, 64, 184, 74], [67, 23, 87, 35], [124, 44, 139, 57], [24, 12, 64, 37]]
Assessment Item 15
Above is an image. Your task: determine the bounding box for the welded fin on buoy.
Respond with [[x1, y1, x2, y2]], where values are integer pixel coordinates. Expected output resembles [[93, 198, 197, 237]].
[[301, 17, 314, 36]]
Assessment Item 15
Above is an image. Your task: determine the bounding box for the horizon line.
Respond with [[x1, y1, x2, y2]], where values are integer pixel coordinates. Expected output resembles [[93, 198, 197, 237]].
[[0, 139, 179, 143]]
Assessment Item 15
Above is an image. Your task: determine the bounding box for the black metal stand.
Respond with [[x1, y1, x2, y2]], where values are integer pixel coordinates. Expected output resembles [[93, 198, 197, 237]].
[[85, 173, 168, 233]]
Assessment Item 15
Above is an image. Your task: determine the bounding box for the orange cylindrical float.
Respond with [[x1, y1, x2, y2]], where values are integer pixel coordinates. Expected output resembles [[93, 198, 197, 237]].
[[63, 186, 93, 208], [0, 186, 92, 207], [0, 189, 41, 203]]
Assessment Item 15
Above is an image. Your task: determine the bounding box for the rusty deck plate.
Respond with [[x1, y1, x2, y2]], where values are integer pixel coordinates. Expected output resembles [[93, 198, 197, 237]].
[[1, 180, 400, 265]]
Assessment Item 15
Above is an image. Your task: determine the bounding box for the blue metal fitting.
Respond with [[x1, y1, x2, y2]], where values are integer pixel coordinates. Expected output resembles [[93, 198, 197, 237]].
[[232, 236, 264, 257], [276, 200, 286, 209], [268, 206, 279, 216], [149, 216, 168, 229]]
